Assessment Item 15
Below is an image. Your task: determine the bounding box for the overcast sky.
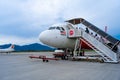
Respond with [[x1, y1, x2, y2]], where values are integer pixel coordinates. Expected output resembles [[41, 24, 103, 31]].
[[0, 0, 120, 45]]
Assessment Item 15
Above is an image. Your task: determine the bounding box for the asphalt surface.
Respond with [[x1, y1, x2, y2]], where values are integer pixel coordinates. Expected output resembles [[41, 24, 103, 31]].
[[0, 52, 120, 80]]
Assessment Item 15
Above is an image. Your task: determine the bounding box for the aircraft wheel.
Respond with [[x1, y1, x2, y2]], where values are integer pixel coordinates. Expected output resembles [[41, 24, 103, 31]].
[[46, 60, 49, 62], [43, 59, 45, 62]]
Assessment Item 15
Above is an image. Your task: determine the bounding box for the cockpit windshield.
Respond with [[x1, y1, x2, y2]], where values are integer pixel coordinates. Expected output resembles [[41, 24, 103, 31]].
[[56, 27, 61, 30], [48, 26, 65, 31], [61, 27, 65, 31], [48, 27, 56, 30]]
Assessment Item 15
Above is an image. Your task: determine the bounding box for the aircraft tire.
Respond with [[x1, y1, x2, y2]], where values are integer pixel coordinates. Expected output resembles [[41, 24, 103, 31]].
[[43, 59, 45, 62], [46, 60, 49, 62]]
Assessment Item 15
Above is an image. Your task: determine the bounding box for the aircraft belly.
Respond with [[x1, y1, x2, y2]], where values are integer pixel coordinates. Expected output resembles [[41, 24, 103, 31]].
[[49, 36, 76, 49]]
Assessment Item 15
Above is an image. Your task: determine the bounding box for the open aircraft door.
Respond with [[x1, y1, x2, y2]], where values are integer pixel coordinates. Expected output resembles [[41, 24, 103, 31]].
[[68, 29, 75, 37], [65, 23, 77, 38]]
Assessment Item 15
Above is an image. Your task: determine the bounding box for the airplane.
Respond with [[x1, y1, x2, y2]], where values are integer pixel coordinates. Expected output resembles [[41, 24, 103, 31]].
[[38, 18, 120, 63], [39, 22, 91, 53], [0, 44, 15, 53]]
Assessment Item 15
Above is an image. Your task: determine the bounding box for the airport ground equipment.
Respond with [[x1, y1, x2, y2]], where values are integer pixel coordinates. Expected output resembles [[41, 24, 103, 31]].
[[53, 53, 69, 60], [66, 18, 120, 63], [29, 55, 59, 62]]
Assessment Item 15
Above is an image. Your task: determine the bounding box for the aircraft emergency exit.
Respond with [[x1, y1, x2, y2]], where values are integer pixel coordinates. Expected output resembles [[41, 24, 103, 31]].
[[0, 44, 14, 53]]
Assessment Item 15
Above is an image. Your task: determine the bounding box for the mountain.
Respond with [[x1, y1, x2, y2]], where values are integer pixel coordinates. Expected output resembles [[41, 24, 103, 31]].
[[0, 43, 55, 52]]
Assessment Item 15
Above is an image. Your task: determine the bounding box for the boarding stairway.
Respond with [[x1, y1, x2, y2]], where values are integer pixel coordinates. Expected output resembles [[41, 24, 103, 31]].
[[80, 29, 117, 62], [66, 18, 120, 63]]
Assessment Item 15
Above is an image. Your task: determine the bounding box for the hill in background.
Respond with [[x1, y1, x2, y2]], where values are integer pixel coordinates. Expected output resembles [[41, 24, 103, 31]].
[[0, 43, 55, 52]]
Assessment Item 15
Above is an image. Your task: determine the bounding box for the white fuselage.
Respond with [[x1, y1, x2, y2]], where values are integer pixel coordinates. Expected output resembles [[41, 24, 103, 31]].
[[39, 23, 76, 49]]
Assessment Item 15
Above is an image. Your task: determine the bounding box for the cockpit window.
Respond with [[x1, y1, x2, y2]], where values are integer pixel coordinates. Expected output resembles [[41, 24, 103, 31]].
[[56, 27, 61, 30], [60, 27, 65, 31], [48, 27, 56, 30], [48, 26, 65, 31]]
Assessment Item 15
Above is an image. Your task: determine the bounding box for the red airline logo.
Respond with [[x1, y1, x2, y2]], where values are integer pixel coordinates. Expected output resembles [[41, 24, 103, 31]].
[[69, 30, 74, 35]]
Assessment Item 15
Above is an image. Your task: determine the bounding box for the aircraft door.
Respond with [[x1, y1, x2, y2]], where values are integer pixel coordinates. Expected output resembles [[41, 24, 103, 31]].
[[66, 24, 75, 37]]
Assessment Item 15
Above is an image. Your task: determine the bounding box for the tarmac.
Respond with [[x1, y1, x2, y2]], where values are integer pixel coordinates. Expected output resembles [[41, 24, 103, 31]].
[[0, 52, 120, 80]]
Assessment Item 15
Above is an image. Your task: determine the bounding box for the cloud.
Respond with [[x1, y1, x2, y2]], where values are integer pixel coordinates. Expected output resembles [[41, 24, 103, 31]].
[[20, 0, 67, 25], [0, 34, 40, 45], [0, 0, 120, 45], [1, 0, 120, 28]]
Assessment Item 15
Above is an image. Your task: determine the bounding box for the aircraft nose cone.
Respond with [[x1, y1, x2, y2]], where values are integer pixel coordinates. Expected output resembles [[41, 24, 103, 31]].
[[39, 32, 45, 43], [39, 30, 49, 44]]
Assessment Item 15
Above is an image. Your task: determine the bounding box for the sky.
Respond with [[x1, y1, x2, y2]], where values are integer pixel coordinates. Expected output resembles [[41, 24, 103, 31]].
[[0, 0, 120, 45]]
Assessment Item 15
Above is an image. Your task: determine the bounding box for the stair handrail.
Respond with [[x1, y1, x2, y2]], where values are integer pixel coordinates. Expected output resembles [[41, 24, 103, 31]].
[[81, 28, 118, 62]]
